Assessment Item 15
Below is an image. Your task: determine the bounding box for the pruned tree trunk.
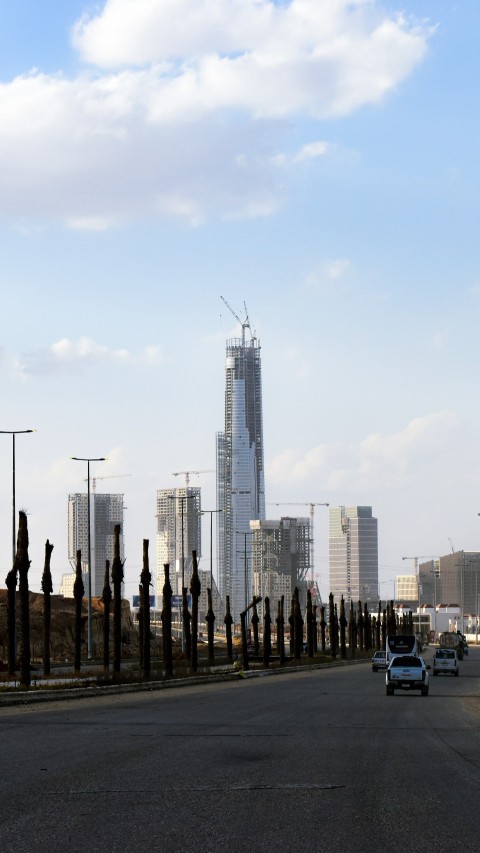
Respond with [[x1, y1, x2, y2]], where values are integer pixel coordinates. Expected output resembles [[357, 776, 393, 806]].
[[162, 563, 173, 677], [141, 539, 152, 679], [5, 565, 17, 678], [182, 587, 192, 660], [17, 512, 31, 687], [348, 600, 356, 658], [320, 605, 326, 654], [206, 587, 215, 665], [306, 589, 314, 657], [251, 600, 259, 655], [289, 595, 295, 654], [263, 596, 271, 667], [190, 550, 201, 673], [102, 561, 112, 672], [111, 524, 124, 676], [224, 595, 233, 663], [73, 550, 84, 673], [340, 595, 347, 659], [294, 587, 303, 661], [276, 595, 285, 666], [41, 539, 54, 676], [137, 583, 144, 670], [329, 593, 336, 659]]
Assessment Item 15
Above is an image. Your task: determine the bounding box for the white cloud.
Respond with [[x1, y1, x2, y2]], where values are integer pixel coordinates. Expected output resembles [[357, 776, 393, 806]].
[[0, 337, 163, 377], [268, 411, 460, 491], [0, 1, 432, 227], [305, 257, 354, 290], [293, 141, 330, 162]]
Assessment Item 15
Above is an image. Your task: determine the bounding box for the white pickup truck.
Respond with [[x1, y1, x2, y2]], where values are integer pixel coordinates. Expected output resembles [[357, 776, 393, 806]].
[[385, 655, 430, 696]]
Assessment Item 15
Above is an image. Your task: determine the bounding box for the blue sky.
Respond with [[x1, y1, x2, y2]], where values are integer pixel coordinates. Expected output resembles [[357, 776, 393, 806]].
[[0, 0, 479, 602]]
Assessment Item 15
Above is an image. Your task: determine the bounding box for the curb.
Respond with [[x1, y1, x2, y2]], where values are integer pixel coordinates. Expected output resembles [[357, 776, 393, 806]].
[[0, 657, 369, 707]]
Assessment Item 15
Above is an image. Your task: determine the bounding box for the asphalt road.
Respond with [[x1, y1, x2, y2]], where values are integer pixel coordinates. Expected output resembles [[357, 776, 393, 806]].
[[1, 646, 480, 853]]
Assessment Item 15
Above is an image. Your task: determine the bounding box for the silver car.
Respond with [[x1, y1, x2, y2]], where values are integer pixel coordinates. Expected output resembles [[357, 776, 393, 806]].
[[371, 650, 388, 672]]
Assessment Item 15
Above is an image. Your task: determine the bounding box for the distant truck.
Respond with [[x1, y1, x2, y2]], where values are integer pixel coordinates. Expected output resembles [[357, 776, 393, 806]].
[[439, 632, 468, 659]]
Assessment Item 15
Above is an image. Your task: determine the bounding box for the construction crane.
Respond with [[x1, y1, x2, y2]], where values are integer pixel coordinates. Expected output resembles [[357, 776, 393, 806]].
[[172, 469, 214, 486], [84, 474, 132, 494], [402, 555, 438, 573], [220, 295, 255, 347], [267, 502, 329, 584], [448, 538, 455, 553]]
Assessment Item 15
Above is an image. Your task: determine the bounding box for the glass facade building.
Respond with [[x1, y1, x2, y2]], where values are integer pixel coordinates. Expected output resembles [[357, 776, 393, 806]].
[[329, 506, 378, 604], [216, 335, 265, 622]]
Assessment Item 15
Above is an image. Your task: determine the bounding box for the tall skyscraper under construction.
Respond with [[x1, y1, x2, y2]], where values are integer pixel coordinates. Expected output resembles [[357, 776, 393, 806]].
[[216, 306, 265, 622]]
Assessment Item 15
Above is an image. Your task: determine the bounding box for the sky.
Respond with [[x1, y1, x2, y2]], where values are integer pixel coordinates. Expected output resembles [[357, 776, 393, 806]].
[[0, 0, 479, 604]]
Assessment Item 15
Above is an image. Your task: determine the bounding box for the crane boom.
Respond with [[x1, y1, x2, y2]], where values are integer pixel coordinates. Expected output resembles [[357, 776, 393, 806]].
[[84, 473, 132, 493], [220, 295, 253, 347], [172, 469, 214, 486]]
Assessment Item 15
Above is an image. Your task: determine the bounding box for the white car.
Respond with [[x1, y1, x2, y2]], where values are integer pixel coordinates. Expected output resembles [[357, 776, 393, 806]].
[[386, 655, 430, 696], [433, 648, 459, 676]]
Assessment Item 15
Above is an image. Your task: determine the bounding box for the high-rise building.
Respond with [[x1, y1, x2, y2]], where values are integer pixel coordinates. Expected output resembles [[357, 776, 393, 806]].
[[250, 516, 310, 618], [67, 492, 124, 597], [329, 506, 378, 604], [419, 552, 480, 616], [155, 487, 201, 600], [216, 331, 265, 622]]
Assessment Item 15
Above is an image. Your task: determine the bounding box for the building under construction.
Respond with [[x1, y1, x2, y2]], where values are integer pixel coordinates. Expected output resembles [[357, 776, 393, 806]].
[[155, 487, 201, 600], [67, 492, 124, 597], [216, 304, 265, 622], [250, 516, 311, 618]]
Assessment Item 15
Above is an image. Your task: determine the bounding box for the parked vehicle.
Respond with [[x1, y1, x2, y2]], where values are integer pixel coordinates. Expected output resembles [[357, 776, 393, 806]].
[[433, 648, 459, 676], [385, 655, 430, 696], [371, 651, 388, 672]]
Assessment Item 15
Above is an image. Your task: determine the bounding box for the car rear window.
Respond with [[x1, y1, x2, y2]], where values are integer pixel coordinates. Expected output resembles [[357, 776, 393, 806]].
[[436, 649, 455, 659], [391, 656, 421, 668]]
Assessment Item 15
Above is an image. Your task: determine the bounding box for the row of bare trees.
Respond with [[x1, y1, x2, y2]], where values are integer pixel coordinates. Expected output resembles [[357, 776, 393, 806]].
[[3, 511, 408, 687]]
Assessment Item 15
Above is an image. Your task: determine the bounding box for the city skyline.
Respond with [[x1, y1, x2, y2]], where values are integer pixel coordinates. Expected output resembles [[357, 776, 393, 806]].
[[1, 2, 479, 604]]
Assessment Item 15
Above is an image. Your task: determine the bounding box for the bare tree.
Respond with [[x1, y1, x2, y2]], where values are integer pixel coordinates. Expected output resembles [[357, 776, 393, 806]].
[[73, 550, 84, 673], [17, 512, 31, 687], [111, 524, 124, 676], [5, 565, 17, 679], [41, 540, 54, 676], [102, 561, 112, 672], [140, 539, 151, 679]]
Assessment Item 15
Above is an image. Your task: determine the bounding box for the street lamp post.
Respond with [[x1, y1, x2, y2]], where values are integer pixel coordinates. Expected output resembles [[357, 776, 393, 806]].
[[169, 493, 197, 651], [201, 509, 223, 594], [71, 456, 106, 660], [0, 429, 35, 564], [236, 530, 254, 612]]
